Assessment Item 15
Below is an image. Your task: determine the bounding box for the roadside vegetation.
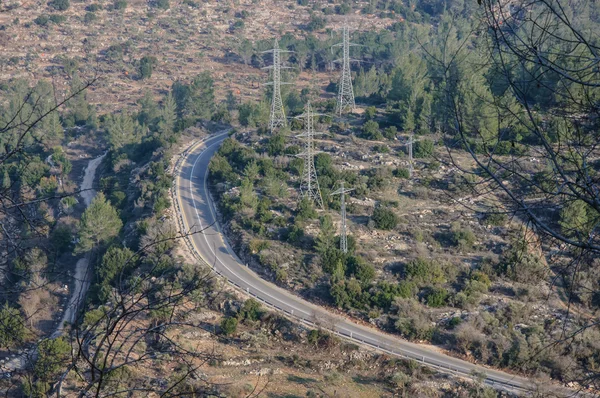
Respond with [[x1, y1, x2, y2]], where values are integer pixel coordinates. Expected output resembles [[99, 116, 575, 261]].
[[0, 0, 599, 395]]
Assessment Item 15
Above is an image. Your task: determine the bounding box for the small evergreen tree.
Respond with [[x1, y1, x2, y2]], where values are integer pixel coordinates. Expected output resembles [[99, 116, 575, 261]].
[[76, 193, 123, 254]]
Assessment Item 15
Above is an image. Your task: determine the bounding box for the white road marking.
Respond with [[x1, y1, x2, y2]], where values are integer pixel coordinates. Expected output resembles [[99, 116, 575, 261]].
[[176, 134, 550, 394]]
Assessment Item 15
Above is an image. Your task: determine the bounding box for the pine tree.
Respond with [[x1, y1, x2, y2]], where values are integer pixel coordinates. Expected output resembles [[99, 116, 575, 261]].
[[239, 177, 257, 210], [158, 92, 177, 136], [559, 200, 589, 238], [0, 302, 26, 348], [76, 192, 122, 254], [105, 112, 140, 151], [315, 215, 335, 255]]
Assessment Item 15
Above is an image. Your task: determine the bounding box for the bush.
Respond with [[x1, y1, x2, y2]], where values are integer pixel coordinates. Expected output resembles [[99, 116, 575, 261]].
[[448, 316, 462, 329], [335, 2, 351, 14], [373, 144, 390, 153], [413, 138, 434, 158], [424, 288, 448, 307], [139, 56, 157, 79], [34, 15, 50, 26], [113, 0, 127, 9], [296, 197, 317, 221], [394, 167, 410, 179], [86, 3, 102, 11], [483, 212, 507, 226], [364, 106, 376, 120], [48, 14, 66, 24], [238, 299, 262, 322], [450, 222, 476, 250], [306, 12, 326, 31], [0, 303, 26, 348], [220, 317, 238, 335], [48, 0, 69, 10], [404, 257, 445, 285], [84, 12, 97, 23], [393, 298, 433, 340], [371, 206, 398, 230], [361, 120, 383, 140], [152, 0, 169, 9], [383, 126, 398, 140]]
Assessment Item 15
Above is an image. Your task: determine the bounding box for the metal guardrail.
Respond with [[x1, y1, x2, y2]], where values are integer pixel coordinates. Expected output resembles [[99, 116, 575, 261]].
[[170, 136, 541, 396]]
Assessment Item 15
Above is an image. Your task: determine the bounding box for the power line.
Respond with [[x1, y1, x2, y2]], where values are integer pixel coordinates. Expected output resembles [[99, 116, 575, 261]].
[[262, 38, 292, 133], [295, 101, 324, 209], [330, 181, 354, 253]]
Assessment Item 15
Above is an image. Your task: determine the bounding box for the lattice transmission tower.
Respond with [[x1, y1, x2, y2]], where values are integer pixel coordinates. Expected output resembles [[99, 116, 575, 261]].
[[332, 23, 358, 116], [263, 38, 291, 132], [330, 181, 354, 253], [295, 101, 324, 209]]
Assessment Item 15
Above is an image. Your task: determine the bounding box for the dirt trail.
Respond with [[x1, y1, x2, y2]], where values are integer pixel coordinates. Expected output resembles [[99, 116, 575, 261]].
[[2, 153, 106, 372], [52, 152, 106, 337]]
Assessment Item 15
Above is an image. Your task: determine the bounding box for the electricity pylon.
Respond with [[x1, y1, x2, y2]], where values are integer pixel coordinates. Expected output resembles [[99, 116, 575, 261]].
[[295, 101, 324, 209], [330, 181, 354, 253], [332, 23, 358, 116], [263, 38, 291, 132]]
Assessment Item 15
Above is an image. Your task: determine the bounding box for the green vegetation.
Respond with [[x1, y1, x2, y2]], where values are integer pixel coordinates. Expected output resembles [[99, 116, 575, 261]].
[[0, 303, 26, 348], [371, 206, 398, 230], [48, 0, 69, 10], [139, 56, 157, 79], [220, 316, 238, 335], [76, 193, 122, 254]]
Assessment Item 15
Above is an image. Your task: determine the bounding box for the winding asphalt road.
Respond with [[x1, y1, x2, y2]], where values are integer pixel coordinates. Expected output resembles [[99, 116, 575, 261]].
[[175, 132, 570, 396]]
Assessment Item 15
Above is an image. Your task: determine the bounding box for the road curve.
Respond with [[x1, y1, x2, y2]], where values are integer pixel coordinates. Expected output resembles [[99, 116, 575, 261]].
[[174, 132, 559, 396]]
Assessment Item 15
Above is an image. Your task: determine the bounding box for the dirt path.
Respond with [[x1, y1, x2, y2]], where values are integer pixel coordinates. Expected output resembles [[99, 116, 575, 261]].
[[52, 152, 106, 337], [2, 153, 106, 372]]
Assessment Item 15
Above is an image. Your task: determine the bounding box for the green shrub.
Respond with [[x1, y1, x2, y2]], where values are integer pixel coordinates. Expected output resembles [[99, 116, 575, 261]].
[[383, 126, 398, 140], [413, 138, 434, 158], [373, 144, 390, 153], [48, 14, 66, 24], [152, 0, 169, 9], [34, 15, 50, 26], [113, 0, 127, 9], [84, 12, 97, 23], [483, 212, 508, 226], [371, 206, 398, 230], [448, 316, 462, 329], [394, 167, 410, 179], [296, 197, 317, 221], [220, 317, 238, 335], [139, 56, 157, 79], [361, 120, 383, 140], [364, 106, 377, 120], [86, 3, 102, 11], [306, 12, 326, 31], [404, 257, 445, 285], [48, 0, 69, 11], [450, 222, 476, 250], [425, 288, 448, 307], [335, 2, 351, 14], [0, 303, 26, 348], [238, 299, 262, 322]]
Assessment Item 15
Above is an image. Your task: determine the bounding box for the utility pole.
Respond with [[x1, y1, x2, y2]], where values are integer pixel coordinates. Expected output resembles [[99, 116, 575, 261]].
[[396, 133, 422, 179], [295, 101, 324, 209], [263, 38, 291, 133], [332, 23, 358, 116], [330, 181, 354, 253]]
